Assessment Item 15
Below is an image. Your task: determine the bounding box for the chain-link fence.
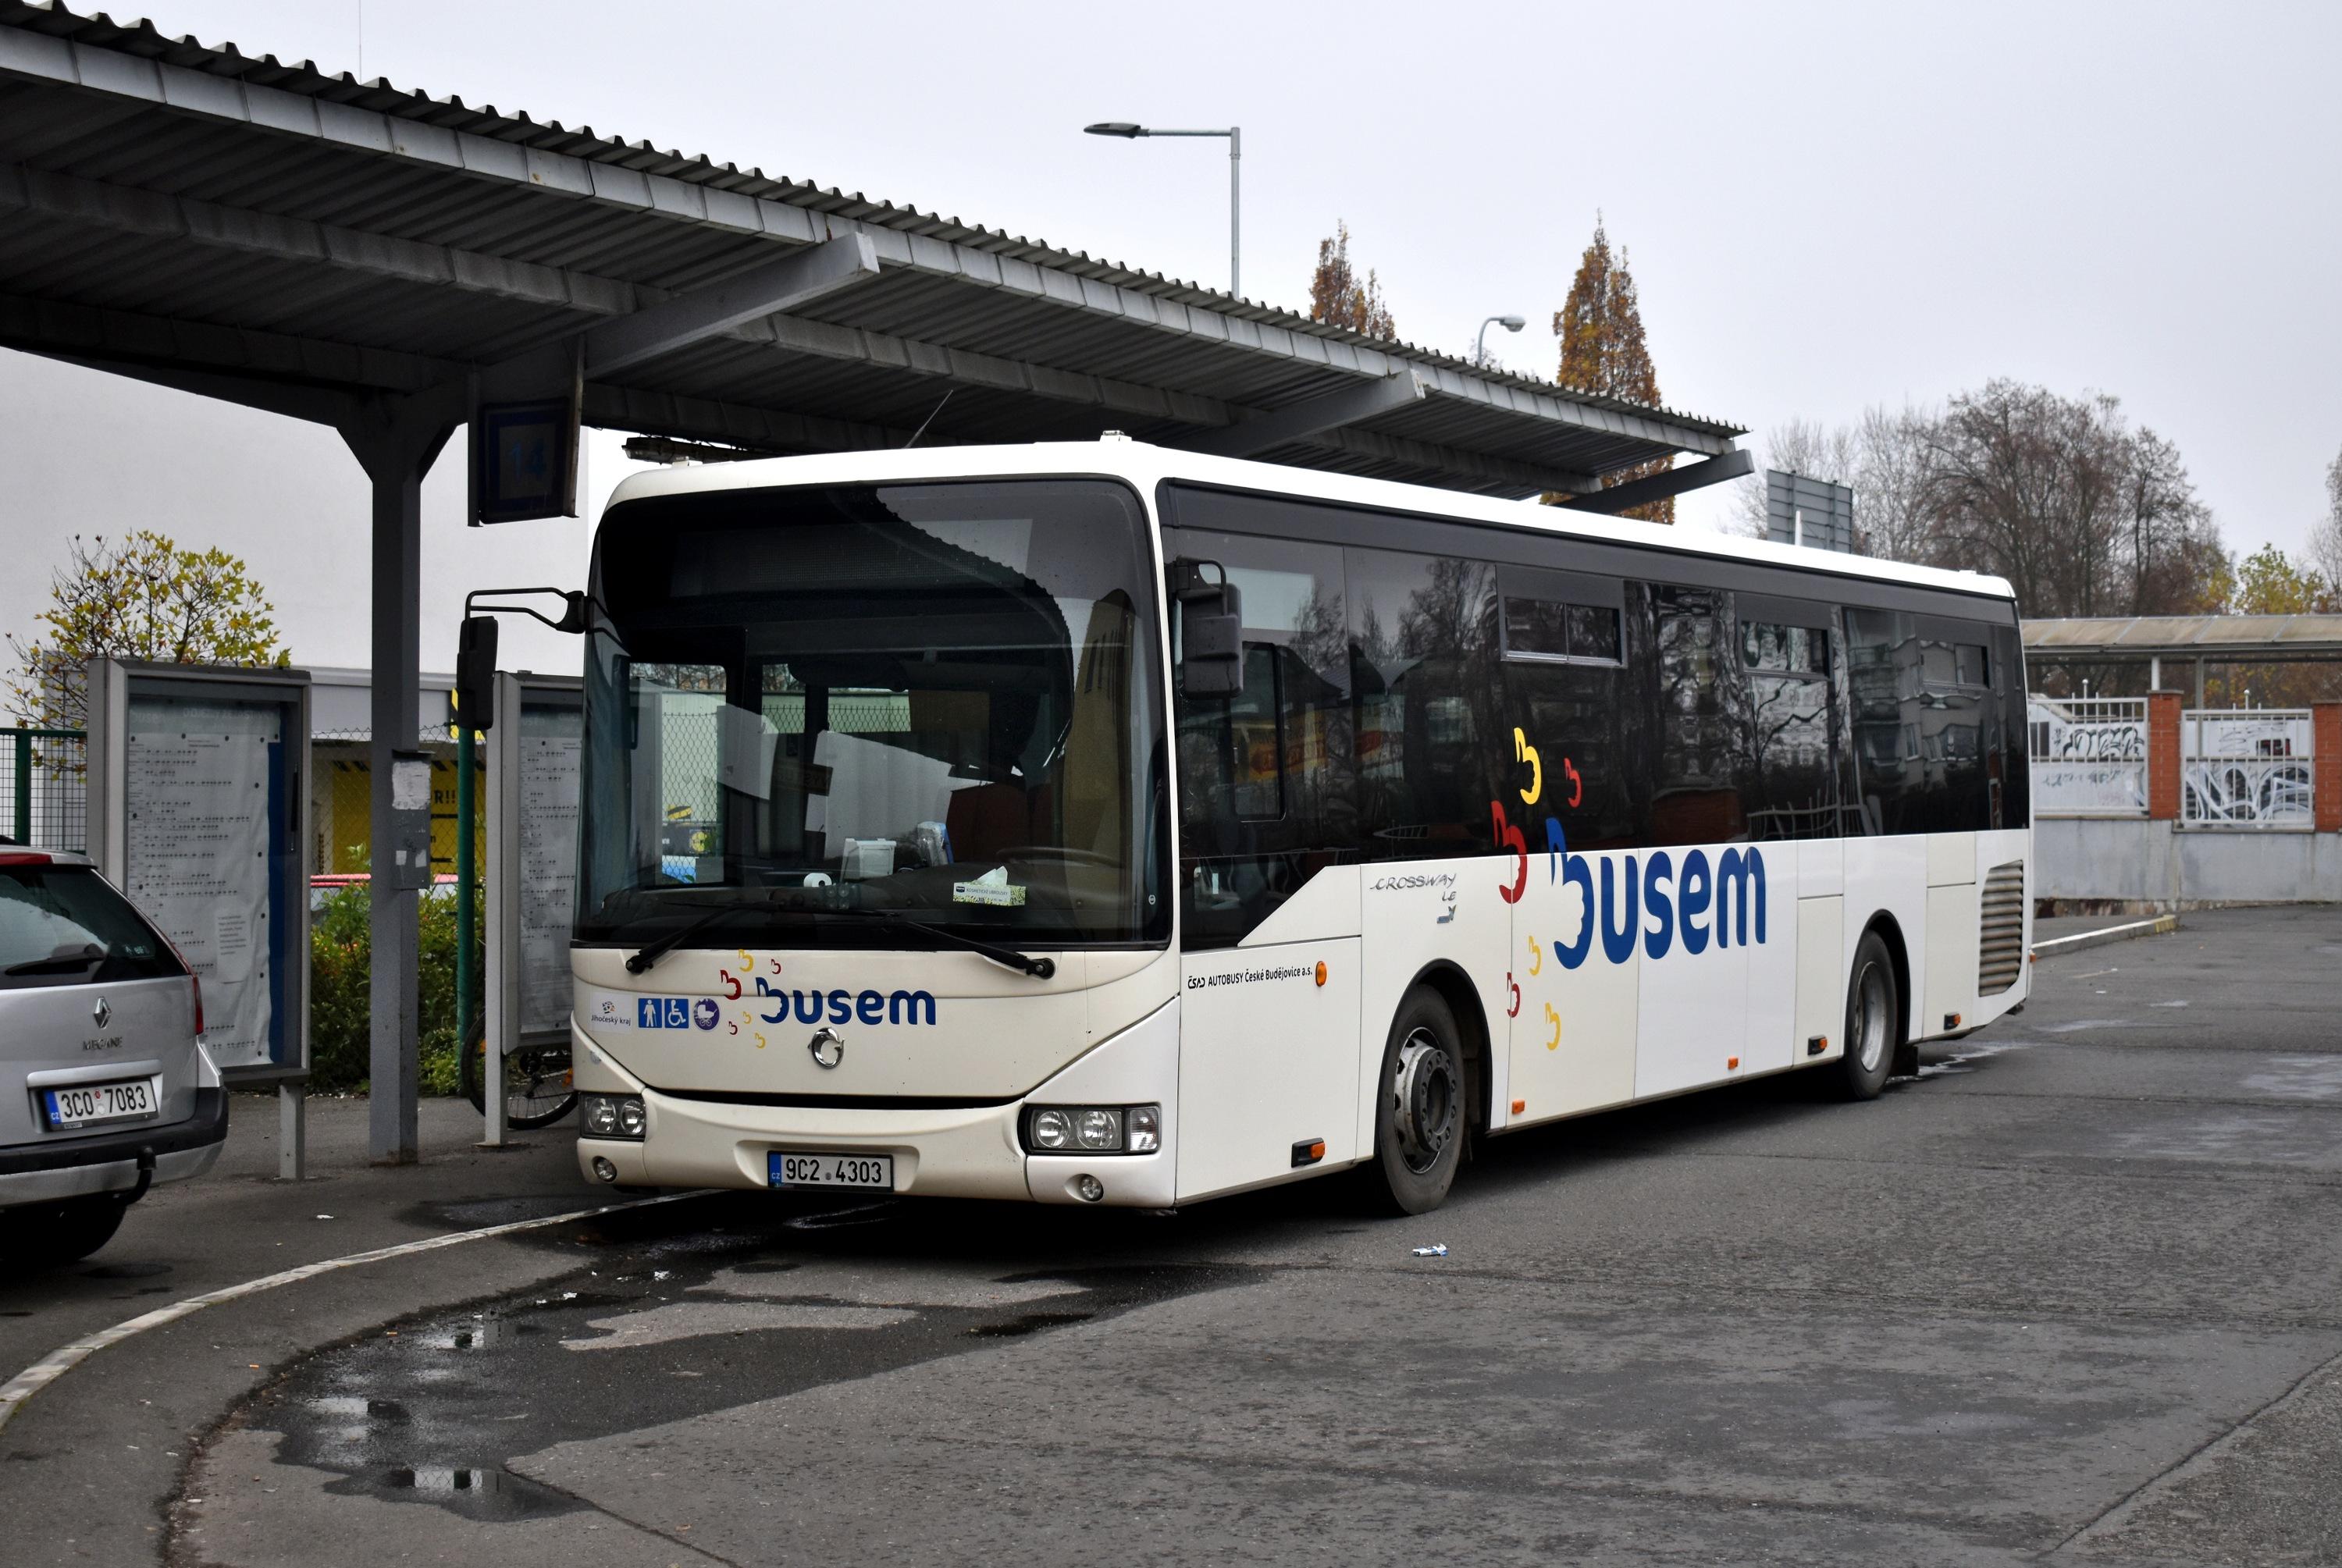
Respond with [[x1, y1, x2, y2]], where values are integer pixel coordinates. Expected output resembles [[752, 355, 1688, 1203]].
[[2, 727, 87, 851]]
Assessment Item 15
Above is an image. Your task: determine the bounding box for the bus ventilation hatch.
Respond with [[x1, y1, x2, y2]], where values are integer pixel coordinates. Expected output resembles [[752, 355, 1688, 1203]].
[[1977, 861, 2027, 995]]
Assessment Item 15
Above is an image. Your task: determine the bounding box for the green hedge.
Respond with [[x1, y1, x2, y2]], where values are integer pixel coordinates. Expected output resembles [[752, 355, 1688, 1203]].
[[308, 873, 480, 1095]]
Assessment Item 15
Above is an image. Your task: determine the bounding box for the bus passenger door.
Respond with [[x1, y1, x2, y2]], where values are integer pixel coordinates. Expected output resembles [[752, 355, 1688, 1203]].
[[1177, 933, 1360, 1200]]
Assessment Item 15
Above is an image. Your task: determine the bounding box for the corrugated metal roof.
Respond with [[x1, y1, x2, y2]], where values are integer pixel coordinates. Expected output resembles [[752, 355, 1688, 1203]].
[[0, 0, 1742, 499], [2023, 615, 2342, 659]]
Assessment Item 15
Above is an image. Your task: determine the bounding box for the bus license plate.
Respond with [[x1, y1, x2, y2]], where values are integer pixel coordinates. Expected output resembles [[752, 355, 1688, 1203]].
[[44, 1077, 161, 1131], [768, 1151, 893, 1190]]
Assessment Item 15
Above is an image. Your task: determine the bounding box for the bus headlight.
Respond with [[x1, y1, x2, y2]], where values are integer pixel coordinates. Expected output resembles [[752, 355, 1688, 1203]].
[[1022, 1104, 1160, 1157], [1030, 1108, 1074, 1150], [583, 1094, 645, 1141]]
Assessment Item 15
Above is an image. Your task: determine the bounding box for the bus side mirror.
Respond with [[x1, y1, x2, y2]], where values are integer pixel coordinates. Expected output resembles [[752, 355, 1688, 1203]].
[[1179, 580, 1244, 697], [455, 615, 498, 734]]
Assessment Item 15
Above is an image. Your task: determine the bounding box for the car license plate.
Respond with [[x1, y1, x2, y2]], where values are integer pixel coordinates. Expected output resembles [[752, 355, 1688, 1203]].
[[767, 1151, 893, 1190], [43, 1077, 161, 1131]]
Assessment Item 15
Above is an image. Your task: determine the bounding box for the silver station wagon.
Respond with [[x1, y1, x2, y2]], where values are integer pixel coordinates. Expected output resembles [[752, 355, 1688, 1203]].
[[1, 841, 226, 1266]]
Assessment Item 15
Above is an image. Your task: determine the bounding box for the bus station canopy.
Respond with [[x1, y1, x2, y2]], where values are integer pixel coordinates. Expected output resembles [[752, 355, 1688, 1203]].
[[0, 0, 1751, 1164], [2024, 614, 2342, 666], [0, 1, 1744, 503]]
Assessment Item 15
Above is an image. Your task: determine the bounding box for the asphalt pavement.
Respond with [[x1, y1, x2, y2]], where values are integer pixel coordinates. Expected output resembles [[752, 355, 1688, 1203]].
[[5, 905, 2340, 1566]]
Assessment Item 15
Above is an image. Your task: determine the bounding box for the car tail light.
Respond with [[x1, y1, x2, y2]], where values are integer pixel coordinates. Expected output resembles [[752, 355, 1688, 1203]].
[[155, 927, 205, 1036], [0, 851, 52, 866]]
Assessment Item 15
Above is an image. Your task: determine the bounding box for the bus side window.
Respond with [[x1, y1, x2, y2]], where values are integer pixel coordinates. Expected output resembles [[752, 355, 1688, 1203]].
[[1739, 610, 1845, 841], [1648, 585, 1749, 847], [1488, 563, 1632, 851], [1844, 607, 1911, 834], [1994, 622, 2031, 828], [1167, 527, 1353, 950], [1347, 546, 1504, 859]]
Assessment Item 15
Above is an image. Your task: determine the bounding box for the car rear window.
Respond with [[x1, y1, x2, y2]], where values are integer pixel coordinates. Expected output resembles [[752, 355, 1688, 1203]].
[[0, 862, 184, 990]]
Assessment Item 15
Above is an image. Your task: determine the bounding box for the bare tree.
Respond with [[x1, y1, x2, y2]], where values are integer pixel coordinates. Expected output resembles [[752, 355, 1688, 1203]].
[[1729, 418, 1859, 538], [1849, 405, 1940, 564], [2312, 444, 2342, 596], [1729, 405, 1935, 560]]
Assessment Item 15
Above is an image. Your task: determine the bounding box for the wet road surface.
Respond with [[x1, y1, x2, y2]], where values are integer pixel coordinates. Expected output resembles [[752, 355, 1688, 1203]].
[[22, 906, 2342, 1565]]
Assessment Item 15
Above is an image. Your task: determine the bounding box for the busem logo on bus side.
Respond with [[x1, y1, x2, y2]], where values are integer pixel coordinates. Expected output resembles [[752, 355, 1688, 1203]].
[[1550, 846, 1768, 970]]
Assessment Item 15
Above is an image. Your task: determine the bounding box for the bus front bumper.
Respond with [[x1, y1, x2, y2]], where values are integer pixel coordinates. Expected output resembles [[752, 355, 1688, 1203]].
[[574, 1000, 1178, 1208]]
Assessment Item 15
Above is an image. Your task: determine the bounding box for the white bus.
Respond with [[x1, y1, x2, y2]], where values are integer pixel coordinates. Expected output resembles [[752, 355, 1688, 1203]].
[[564, 440, 2031, 1214]]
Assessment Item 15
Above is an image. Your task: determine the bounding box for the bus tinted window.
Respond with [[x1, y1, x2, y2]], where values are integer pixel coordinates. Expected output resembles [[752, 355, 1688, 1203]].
[[1993, 623, 2031, 828], [1846, 609, 2006, 834], [1498, 566, 1624, 665], [1347, 547, 1504, 861], [1646, 585, 1751, 847], [1170, 529, 1354, 949]]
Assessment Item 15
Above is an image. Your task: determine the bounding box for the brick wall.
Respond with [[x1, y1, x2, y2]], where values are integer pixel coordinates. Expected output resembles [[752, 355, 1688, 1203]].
[[2148, 692, 2182, 821], [2315, 702, 2341, 834]]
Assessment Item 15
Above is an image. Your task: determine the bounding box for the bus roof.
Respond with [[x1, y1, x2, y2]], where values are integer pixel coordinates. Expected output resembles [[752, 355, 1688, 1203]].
[[603, 440, 2020, 608]]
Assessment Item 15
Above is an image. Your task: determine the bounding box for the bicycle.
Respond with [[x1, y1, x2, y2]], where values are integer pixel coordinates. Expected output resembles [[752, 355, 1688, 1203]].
[[457, 1012, 578, 1129]]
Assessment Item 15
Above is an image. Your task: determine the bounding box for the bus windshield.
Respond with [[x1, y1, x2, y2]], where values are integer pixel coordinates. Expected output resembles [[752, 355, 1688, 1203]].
[[576, 478, 1169, 951]]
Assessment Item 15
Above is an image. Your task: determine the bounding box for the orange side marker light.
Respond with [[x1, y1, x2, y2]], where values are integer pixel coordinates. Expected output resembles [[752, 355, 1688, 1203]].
[[1314, 961, 1327, 987], [1511, 1098, 1525, 1116], [1727, 1056, 1739, 1071]]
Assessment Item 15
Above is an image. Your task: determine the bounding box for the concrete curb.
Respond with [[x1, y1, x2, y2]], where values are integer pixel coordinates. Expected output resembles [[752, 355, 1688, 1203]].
[[2031, 913, 2180, 959]]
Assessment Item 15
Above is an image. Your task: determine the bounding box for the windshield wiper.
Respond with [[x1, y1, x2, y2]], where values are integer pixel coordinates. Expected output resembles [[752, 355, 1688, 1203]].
[[820, 908, 1056, 980], [623, 900, 1056, 980], [625, 906, 749, 975]]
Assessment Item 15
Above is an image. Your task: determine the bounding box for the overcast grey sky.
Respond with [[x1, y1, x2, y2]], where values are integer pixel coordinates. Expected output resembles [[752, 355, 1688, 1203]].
[[5, 0, 2337, 679]]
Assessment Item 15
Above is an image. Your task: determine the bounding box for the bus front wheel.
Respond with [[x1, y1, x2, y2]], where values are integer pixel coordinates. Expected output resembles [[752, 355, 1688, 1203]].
[[1832, 930, 1899, 1101], [1370, 987, 1465, 1214]]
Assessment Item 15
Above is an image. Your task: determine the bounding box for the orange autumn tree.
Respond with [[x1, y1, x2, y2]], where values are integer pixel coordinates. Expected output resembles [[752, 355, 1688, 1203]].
[[1552, 215, 1674, 522], [1308, 220, 1398, 340]]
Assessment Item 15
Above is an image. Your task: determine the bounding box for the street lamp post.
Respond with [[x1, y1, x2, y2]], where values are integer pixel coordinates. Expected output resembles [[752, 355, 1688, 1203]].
[[1084, 122, 1242, 297], [1476, 314, 1527, 366]]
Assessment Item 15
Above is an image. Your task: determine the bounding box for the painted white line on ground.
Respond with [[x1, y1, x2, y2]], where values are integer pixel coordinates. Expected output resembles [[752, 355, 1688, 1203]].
[[0, 1189, 710, 1435], [2032, 914, 2180, 959]]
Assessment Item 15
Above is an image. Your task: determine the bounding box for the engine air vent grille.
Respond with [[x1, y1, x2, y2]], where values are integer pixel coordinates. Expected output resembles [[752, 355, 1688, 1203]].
[[1978, 860, 2027, 995]]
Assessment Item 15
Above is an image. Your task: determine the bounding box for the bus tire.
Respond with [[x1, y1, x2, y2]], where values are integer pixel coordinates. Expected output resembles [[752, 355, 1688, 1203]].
[[1834, 930, 1899, 1101], [1370, 987, 1466, 1215]]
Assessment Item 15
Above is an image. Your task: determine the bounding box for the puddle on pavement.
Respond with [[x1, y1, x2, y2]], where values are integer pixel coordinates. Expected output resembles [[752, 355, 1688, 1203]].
[[2242, 1058, 2342, 1101], [1916, 1039, 2033, 1079], [964, 1310, 1094, 1338], [230, 1204, 1248, 1524]]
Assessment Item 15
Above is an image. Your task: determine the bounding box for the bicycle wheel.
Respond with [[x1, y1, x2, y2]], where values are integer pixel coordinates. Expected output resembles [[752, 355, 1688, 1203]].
[[460, 1013, 578, 1129]]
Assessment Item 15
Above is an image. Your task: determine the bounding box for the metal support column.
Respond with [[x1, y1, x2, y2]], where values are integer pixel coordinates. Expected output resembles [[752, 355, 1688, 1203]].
[[279, 1083, 306, 1180], [341, 395, 457, 1166]]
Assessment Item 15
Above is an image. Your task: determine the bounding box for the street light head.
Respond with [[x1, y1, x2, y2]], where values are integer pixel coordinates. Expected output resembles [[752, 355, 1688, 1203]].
[[1084, 122, 1146, 138], [1497, 315, 1526, 332]]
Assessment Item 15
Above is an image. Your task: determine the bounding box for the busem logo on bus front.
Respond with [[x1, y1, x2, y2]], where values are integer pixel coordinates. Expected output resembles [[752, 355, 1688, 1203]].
[[1549, 846, 1768, 970], [751, 976, 938, 1028]]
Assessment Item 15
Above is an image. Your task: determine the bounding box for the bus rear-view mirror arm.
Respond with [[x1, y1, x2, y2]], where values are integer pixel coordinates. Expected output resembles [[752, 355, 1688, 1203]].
[[1169, 559, 1244, 697], [456, 586, 613, 732]]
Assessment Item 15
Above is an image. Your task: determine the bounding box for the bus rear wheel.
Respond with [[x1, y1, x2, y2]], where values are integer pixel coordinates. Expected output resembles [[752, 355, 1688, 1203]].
[[1370, 987, 1465, 1215], [1832, 930, 1899, 1101]]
